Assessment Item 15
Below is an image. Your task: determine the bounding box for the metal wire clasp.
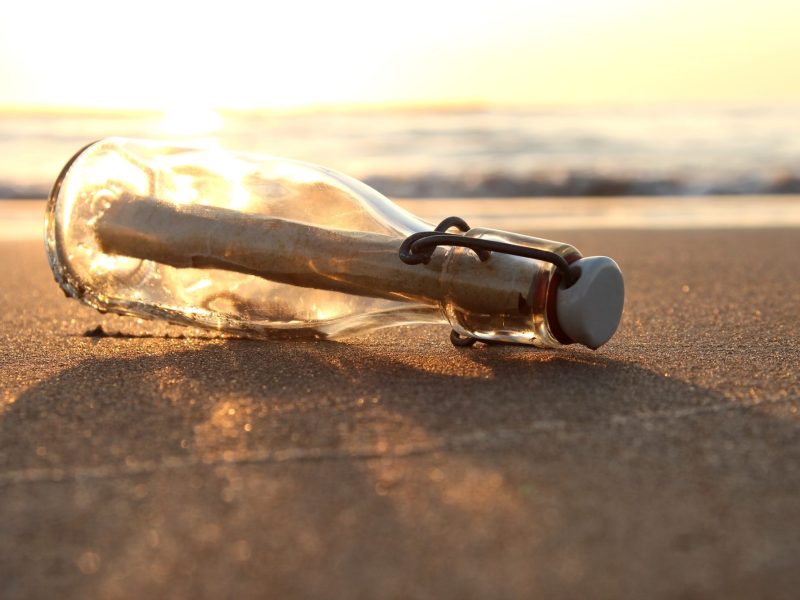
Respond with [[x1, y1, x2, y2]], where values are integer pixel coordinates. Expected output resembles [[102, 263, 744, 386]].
[[399, 216, 578, 347]]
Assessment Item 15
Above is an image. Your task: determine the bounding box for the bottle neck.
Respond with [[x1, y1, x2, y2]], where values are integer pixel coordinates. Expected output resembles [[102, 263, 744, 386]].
[[437, 228, 582, 347]]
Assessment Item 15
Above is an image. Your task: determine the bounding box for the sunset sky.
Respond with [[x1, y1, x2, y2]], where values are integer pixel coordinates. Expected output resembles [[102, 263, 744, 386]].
[[1, 0, 799, 111]]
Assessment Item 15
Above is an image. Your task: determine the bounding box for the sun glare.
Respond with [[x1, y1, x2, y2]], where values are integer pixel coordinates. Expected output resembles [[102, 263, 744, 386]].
[[0, 0, 798, 110], [159, 108, 223, 137]]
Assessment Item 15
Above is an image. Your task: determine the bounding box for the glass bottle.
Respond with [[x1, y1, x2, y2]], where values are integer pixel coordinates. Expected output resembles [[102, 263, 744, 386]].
[[46, 138, 623, 348]]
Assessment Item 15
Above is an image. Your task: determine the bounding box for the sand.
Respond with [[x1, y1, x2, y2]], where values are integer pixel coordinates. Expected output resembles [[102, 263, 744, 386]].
[[1, 204, 799, 599]]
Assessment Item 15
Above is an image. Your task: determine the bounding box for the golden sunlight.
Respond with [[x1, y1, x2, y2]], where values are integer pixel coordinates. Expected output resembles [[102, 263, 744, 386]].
[[1, 0, 798, 111], [158, 107, 223, 137]]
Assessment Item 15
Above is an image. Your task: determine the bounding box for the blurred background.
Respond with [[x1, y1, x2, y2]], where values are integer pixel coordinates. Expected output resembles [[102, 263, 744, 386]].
[[1, 0, 799, 202]]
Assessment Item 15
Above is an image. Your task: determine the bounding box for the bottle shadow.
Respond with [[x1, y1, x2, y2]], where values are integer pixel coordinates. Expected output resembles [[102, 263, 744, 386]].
[[1, 336, 794, 597], [0, 337, 733, 472]]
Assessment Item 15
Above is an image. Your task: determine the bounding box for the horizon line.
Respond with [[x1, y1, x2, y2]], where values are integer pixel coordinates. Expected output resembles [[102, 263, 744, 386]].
[[2, 98, 799, 117]]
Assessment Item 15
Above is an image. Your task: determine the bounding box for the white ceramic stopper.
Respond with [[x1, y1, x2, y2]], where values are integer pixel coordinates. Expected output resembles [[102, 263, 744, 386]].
[[556, 256, 624, 349]]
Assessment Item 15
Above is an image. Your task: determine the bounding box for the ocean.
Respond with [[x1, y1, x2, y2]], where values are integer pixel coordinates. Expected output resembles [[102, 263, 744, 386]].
[[1, 103, 799, 199]]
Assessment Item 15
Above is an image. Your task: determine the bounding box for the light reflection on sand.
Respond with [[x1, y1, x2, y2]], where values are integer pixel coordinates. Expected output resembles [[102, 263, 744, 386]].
[[400, 196, 800, 231]]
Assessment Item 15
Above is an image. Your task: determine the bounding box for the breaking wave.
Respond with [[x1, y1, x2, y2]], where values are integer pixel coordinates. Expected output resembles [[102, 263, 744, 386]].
[[4, 170, 800, 201], [362, 171, 800, 198]]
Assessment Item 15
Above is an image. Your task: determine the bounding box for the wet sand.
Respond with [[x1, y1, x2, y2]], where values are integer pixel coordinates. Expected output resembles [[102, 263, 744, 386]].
[[1, 205, 799, 598]]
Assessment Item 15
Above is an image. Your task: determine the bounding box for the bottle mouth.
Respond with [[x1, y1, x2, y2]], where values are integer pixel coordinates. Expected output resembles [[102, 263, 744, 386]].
[[545, 263, 579, 345], [563, 264, 582, 289]]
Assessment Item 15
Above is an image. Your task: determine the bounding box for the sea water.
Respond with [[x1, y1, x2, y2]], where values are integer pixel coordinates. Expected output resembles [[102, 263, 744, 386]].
[[1, 103, 799, 199]]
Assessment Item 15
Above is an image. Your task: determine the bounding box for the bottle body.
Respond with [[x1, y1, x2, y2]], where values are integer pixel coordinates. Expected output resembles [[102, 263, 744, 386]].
[[46, 138, 582, 346]]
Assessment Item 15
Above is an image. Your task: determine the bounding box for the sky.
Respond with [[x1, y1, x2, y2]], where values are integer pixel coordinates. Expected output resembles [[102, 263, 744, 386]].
[[1, 0, 799, 111]]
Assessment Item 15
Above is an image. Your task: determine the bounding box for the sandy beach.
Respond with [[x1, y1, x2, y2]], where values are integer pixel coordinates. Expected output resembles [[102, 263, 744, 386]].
[[1, 199, 799, 598]]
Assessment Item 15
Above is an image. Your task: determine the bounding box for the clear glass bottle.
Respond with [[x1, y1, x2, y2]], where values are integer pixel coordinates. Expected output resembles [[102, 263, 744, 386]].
[[46, 138, 623, 348]]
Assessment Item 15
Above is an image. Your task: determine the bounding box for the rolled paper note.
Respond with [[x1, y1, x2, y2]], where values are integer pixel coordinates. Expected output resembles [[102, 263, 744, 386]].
[[95, 194, 542, 316]]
